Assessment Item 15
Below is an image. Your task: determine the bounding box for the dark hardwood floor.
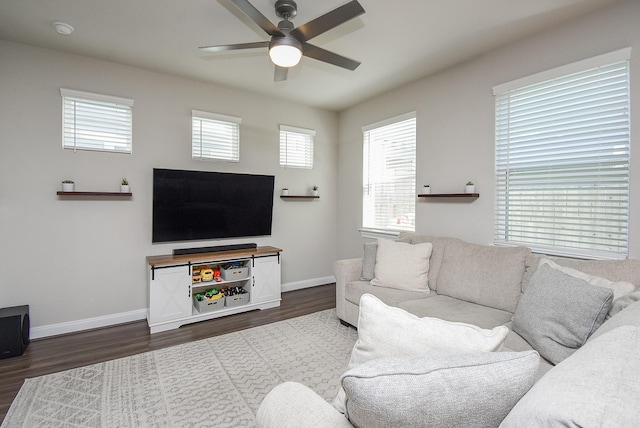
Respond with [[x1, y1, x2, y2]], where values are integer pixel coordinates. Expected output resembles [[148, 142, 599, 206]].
[[0, 283, 336, 423]]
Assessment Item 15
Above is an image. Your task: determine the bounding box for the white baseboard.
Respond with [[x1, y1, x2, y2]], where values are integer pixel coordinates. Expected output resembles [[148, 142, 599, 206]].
[[30, 309, 148, 340], [281, 275, 335, 292], [30, 276, 335, 339]]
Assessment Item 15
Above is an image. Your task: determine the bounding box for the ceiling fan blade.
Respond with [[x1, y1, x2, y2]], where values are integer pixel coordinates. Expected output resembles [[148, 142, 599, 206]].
[[290, 0, 365, 42], [199, 41, 270, 53], [274, 66, 288, 81], [230, 0, 282, 36], [302, 43, 360, 71]]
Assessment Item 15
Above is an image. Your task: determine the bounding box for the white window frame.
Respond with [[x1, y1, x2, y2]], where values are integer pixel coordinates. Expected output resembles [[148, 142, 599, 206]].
[[493, 48, 631, 260], [279, 125, 315, 169], [361, 112, 417, 237], [192, 110, 241, 162], [61, 88, 133, 154]]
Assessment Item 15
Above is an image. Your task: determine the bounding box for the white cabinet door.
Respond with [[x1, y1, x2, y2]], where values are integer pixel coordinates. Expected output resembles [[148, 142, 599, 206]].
[[149, 265, 192, 324], [251, 256, 281, 304]]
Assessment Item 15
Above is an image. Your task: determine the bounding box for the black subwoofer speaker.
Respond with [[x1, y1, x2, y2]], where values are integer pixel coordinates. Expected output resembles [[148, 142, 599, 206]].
[[0, 305, 30, 359]]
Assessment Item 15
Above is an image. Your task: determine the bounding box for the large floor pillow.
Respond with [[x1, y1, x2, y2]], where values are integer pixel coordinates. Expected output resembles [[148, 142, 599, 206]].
[[501, 325, 640, 427], [342, 351, 539, 428], [333, 294, 509, 414]]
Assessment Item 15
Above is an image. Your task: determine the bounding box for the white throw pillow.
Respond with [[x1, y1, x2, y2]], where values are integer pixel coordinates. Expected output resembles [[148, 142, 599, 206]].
[[333, 294, 509, 413], [370, 239, 432, 292], [539, 258, 636, 301]]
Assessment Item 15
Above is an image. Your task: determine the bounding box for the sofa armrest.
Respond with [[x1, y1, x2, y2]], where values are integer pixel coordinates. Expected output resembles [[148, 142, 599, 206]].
[[334, 258, 364, 322], [256, 382, 353, 428]]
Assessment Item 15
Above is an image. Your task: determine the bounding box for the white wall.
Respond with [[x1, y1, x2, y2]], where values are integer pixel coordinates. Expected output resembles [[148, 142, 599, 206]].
[[337, 0, 640, 260], [0, 40, 338, 332]]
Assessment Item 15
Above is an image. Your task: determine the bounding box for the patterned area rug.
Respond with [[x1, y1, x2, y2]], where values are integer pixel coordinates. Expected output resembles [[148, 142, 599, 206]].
[[2, 309, 358, 427]]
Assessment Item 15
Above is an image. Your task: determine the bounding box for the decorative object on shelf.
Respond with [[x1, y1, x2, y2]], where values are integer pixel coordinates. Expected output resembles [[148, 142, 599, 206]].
[[422, 184, 431, 194], [120, 178, 130, 193], [465, 181, 476, 194], [281, 188, 289, 196], [61, 180, 75, 192], [311, 185, 319, 196]]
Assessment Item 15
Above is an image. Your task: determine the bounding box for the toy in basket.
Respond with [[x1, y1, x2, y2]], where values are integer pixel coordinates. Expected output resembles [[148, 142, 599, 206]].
[[221, 261, 249, 281], [222, 285, 250, 308], [194, 288, 224, 313]]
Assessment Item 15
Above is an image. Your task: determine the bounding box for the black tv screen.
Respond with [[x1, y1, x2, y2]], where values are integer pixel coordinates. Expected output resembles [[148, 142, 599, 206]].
[[152, 168, 275, 243]]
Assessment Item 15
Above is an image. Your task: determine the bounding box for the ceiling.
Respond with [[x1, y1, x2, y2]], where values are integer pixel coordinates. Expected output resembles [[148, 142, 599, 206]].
[[0, 0, 620, 111]]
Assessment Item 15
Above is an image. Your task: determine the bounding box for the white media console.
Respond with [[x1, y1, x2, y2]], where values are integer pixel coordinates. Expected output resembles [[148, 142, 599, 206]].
[[146, 246, 282, 334]]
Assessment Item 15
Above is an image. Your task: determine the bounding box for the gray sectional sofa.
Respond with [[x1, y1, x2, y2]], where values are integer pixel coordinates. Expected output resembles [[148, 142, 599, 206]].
[[257, 234, 640, 427]]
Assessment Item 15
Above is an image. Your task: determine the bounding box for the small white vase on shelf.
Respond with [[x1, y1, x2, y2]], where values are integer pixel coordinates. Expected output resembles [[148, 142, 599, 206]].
[[465, 183, 476, 194], [422, 186, 431, 194], [121, 185, 130, 193], [61, 182, 74, 192], [281, 189, 289, 196]]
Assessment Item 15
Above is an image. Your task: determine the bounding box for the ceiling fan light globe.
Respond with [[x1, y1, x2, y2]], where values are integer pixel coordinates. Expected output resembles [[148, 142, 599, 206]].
[[269, 44, 302, 67]]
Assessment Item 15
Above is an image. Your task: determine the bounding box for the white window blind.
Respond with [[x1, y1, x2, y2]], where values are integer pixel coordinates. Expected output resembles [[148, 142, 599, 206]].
[[279, 125, 315, 169], [362, 113, 416, 233], [494, 50, 630, 259], [61, 88, 133, 153], [192, 110, 241, 162]]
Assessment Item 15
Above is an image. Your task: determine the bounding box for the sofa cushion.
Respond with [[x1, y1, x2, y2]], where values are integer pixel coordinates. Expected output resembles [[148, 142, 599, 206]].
[[436, 240, 529, 312], [371, 239, 432, 293], [501, 325, 640, 427], [333, 294, 509, 413], [512, 263, 613, 365], [345, 280, 433, 309], [342, 351, 539, 428], [502, 325, 554, 381], [397, 295, 513, 329]]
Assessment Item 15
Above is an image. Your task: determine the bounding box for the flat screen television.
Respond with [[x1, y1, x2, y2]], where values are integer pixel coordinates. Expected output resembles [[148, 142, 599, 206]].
[[152, 168, 275, 243]]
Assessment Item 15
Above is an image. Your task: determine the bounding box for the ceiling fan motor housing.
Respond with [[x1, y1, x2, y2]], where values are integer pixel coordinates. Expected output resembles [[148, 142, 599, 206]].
[[275, 0, 297, 19]]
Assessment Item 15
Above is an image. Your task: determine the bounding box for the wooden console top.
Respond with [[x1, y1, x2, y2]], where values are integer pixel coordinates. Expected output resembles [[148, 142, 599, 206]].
[[146, 246, 282, 266]]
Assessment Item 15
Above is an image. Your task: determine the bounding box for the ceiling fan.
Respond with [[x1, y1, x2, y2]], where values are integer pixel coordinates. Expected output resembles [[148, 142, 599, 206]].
[[199, 0, 365, 81]]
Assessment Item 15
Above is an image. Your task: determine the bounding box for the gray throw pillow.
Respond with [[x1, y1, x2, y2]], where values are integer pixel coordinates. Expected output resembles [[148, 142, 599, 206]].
[[360, 242, 378, 280], [342, 351, 539, 428], [501, 326, 640, 427], [512, 263, 613, 365]]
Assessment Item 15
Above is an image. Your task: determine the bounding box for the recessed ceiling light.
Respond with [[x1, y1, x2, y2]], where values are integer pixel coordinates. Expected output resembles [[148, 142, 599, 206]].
[[52, 21, 74, 36]]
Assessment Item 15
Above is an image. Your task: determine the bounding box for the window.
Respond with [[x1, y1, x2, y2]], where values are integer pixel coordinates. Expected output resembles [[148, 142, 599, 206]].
[[494, 49, 630, 259], [279, 125, 315, 169], [61, 88, 133, 153], [192, 110, 241, 162], [362, 112, 417, 234]]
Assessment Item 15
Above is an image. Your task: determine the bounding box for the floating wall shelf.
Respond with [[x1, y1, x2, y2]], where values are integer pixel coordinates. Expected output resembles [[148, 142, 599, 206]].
[[280, 195, 320, 199], [418, 193, 479, 198], [57, 191, 133, 197]]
